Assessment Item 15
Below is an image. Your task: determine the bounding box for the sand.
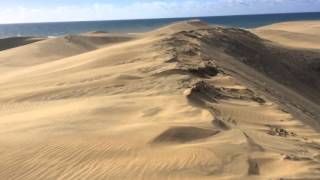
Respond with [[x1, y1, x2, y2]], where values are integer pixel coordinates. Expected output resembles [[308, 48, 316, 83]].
[[0, 36, 45, 51], [252, 20, 320, 49], [0, 20, 319, 179]]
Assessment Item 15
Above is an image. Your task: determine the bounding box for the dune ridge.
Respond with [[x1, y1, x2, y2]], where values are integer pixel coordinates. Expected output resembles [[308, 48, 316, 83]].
[[0, 20, 319, 179]]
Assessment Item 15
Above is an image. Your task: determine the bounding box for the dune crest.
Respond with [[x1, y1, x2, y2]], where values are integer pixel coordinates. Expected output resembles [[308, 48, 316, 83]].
[[0, 20, 320, 179]]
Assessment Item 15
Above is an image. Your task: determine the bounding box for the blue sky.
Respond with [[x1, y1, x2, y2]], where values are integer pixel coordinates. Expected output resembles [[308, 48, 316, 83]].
[[0, 0, 319, 23]]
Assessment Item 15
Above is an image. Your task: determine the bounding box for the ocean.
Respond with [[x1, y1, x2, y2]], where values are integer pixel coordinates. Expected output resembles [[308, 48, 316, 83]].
[[0, 12, 320, 38]]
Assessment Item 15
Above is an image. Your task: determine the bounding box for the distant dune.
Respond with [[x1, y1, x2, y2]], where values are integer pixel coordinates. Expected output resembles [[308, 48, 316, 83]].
[[253, 20, 320, 49], [0, 20, 319, 179], [0, 32, 136, 68], [0, 36, 45, 51]]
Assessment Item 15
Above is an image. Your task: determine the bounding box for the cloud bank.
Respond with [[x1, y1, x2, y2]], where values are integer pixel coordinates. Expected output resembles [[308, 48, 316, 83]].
[[0, 0, 319, 24]]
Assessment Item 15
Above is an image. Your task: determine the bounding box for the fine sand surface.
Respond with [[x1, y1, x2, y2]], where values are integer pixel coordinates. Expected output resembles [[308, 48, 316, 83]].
[[253, 20, 320, 49], [0, 20, 320, 179]]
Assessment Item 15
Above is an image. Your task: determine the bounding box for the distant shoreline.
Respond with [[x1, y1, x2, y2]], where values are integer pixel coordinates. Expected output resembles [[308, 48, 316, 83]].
[[1, 11, 320, 25], [0, 12, 320, 38]]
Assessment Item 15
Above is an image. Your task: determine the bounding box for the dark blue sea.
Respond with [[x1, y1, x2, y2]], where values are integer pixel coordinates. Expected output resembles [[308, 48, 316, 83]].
[[0, 12, 320, 38]]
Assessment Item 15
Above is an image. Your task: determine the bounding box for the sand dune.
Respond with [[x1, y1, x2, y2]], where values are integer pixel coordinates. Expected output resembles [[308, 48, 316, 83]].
[[253, 21, 320, 49], [0, 36, 45, 51], [0, 32, 137, 72], [0, 20, 319, 179]]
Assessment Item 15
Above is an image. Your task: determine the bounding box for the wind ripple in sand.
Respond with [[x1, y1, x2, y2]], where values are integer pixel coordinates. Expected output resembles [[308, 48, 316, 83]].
[[0, 20, 319, 179]]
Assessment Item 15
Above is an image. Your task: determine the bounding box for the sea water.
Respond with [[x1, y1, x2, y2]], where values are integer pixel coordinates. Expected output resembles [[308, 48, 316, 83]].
[[0, 12, 320, 38]]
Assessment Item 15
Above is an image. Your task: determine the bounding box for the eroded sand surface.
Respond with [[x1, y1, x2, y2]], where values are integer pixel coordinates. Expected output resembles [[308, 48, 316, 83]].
[[0, 21, 320, 179]]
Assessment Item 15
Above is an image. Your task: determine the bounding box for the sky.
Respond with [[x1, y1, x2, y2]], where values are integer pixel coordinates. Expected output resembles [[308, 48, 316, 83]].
[[0, 0, 319, 24]]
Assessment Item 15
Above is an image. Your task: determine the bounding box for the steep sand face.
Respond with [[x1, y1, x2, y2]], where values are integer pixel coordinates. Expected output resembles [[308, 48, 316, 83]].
[[252, 21, 320, 49], [0, 21, 319, 179], [0, 36, 45, 51]]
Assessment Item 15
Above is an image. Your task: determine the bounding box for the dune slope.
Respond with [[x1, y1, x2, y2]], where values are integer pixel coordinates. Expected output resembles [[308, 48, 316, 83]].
[[0, 21, 319, 179], [0, 36, 45, 51], [253, 21, 320, 49], [0, 32, 137, 72]]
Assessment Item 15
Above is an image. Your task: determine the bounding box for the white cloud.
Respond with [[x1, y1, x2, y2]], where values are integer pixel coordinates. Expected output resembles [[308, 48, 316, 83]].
[[0, 0, 319, 24]]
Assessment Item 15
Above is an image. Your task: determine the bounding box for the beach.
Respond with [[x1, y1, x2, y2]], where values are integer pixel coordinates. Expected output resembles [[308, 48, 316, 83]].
[[0, 20, 319, 179]]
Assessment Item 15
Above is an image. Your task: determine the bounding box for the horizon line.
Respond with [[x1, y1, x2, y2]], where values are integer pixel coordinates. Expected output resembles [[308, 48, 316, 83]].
[[0, 11, 319, 26]]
